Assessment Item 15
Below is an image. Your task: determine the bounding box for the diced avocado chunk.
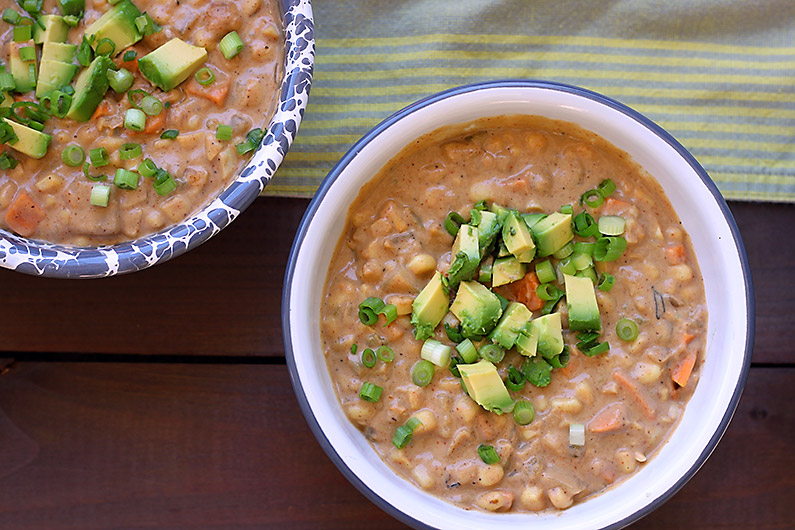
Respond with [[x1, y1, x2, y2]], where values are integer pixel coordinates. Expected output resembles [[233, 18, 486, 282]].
[[458, 360, 514, 414], [138, 38, 208, 92], [83, 0, 143, 55], [33, 15, 70, 45], [3, 119, 52, 159], [36, 60, 78, 97], [502, 210, 536, 262], [450, 280, 503, 339], [526, 313, 564, 359], [410, 271, 449, 341], [492, 255, 526, 288], [564, 273, 601, 331], [474, 210, 500, 256], [489, 301, 533, 349], [42, 42, 77, 63], [488, 202, 510, 221], [66, 55, 114, 122], [57, 0, 85, 16], [515, 325, 539, 357], [9, 41, 37, 93], [447, 223, 480, 288], [0, 93, 11, 108], [532, 212, 573, 257], [522, 212, 547, 230]]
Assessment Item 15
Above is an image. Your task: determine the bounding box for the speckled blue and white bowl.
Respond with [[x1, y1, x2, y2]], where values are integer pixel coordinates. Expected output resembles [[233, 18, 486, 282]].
[[284, 81, 754, 530], [0, 0, 314, 278]]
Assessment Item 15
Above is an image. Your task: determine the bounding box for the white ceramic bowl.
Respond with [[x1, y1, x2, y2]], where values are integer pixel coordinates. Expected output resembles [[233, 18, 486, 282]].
[[283, 80, 754, 529]]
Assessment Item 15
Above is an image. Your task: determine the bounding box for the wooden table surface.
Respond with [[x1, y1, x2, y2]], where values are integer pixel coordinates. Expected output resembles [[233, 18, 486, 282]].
[[0, 197, 792, 529]]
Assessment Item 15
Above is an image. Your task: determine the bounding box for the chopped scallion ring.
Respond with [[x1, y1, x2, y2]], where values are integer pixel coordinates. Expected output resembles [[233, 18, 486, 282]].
[[2, 9, 21, 25], [574, 241, 595, 255], [376, 345, 395, 363], [88, 147, 109, 167], [597, 273, 615, 291], [536, 282, 560, 301], [506, 365, 525, 392], [598, 215, 626, 236], [392, 417, 423, 449], [61, 144, 85, 167], [39, 91, 73, 118], [448, 355, 462, 378], [420, 339, 451, 367], [108, 68, 134, 93], [581, 341, 610, 357], [12, 25, 31, 42], [18, 46, 35, 62], [411, 359, 434, 387], [513, 400, 535, 425], [598, 178, 617, 197], [573, 211, 600, 237], [194, 67, 215, 86], [160, 129, 179, 140], [153, 169, 177, 196], [477, 444, 501, 465], [138, 158, 158, 178], [219, 30, 244, 59], [553, 241, 574, 259], [124, 108, 146, 131], [140, 95, 163, 116], [616, 318, 639, 341], [479, 343, 505, 364], [580, 189, 605, 208], [570, 251, 594, 271], [127, 89, 148, 110], [358, 382, 382, 403], [216, 124, 233, 141], [558, 255, 576, 276], [455, 339, 479, 364], [119, 142, 142, 160], [82, 161, 106, 182], [560, 204, 573, 215], [361, 348, 376, 368], [535, 260, 556, 284], [235, 139, 255, 155], [89, 184, 110, 207], [0, 152, 19, 170], [113, 168, 139, 190], [593, 236, 627, 262], [358, 297, 385, 326], [95, 38, 115, 57], [122, 50, 137, 62], [443, 211, 466, 237]]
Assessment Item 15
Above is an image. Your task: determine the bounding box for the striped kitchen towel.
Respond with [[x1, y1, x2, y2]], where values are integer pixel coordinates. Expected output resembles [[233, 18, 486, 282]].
[[268, 0, 794, 202]]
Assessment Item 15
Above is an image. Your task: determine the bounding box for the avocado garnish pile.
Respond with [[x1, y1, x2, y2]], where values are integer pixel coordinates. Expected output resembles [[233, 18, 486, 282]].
[[356, 179, 633, 451], [0, 0, 254, 203]]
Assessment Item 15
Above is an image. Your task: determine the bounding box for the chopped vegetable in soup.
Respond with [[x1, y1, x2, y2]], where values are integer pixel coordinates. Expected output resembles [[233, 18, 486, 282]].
[[0, 0, 282, 245], [320, 115, 708, 513]]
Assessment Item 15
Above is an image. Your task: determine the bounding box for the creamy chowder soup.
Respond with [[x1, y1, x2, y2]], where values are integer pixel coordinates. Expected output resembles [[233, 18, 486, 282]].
[[320, 115, 707, 513], [0, 0, 282, 245]]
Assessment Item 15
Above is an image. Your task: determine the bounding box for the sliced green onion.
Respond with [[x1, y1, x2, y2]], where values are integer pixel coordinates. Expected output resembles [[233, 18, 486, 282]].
[[18, 46, 35, 62], [448, 355, 462, 378], [3, 9, 21, 24], [616, 318, 639, 341], [160, 129, 179, 140], [597, 273, 615, 292], [137, 158, 158, 178], [358, 297, 385, 326], [39, 91, 72, 118], [573, 211, 600, 237], [594, 236, 627, 261], [359, 382, 382, 403], [95, 38, 115, 57], [570, 251, 594, 271], [0, 70, 15, 91], [134, 13, 159, 36], [392, 417, 422, 449], [236, 139, 255, 155], [12, 101, 48, 124], [477, 444, 501, 465], [558, 256, 577, 276], [122, 50, 137, 62], [0, 152, 19, 170], [124, 108, 146, 131], [82, 161, 106, 181], [194, 67, 215, 86], [76, 34, 94, 66], [478, 259, 493, 283], [376, 345, 395, 363], [350, 344, 358, 355], [113, 168, 139, 190], [581, 189, 604, 208], [361, 348, 376, 368], [536, 282, 560, 301], [246, 128, 265, 145], [598, 215, 626, 236], [58, 0, 85, 17], [63, 14, 79, 26], [89, 184, 110, 207], [479, 343, 505, 363], [127, 88, 148, 110], [553, 241, 574, 259], [219, 30, 244, 59], [598, 178, 616, 197], [152, 169, 176, 195], [581, 341, 610, 357], [119, 142, 142, 160], [506, 365, 525, 392], [444, 322, 463, 343], [21, 0, 41, 14], [513, 400, 535, 425], [574, 241, 595, 255], [0, 121, 17, 144], [575, 266, 598, 283], [61, 144, 84, 166], [216, 124, 233, 141], [420, 338, 451, 367], [569, 423, 586, 446], [455, 338, 478, 364], [88, 147, 109, 167], [549, 347, 570, 368], [13, 25, 31, 42], [107, 67, 134, 93], [560, 204, 573, 215], [381, 303, 398, 325], [535, 260, 556, 284], [27, 120, 45, 132], [411, 359, 434, 387], [141, 95, 163, 116], [443, 211, 465, 237]]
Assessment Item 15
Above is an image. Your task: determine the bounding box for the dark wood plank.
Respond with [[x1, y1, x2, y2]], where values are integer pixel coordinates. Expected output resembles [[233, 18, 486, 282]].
[[0, 363, 789, 529]]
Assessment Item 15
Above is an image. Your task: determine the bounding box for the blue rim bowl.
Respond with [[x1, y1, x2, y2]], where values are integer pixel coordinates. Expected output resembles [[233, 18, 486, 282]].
[[283, 80, 753, 530], [0, 0, 314, 278]]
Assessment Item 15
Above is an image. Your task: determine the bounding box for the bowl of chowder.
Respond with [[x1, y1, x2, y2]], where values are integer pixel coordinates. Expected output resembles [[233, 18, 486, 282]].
[[0, 0, 313, 277], [283, 81, 753, 529]]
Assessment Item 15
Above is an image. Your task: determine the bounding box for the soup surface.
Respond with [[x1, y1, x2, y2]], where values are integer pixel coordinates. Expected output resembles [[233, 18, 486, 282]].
[[320, 115, 707, 513], [0, 0, 282, 245]]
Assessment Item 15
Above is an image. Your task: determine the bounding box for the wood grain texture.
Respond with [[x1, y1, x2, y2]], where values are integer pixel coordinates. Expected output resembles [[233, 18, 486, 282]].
[[0, 199, 790, 363], [0, 363, 790, 530]]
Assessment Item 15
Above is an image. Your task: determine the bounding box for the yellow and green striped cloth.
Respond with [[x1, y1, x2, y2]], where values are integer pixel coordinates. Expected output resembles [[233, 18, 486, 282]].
[[267, 0, 794, 202]]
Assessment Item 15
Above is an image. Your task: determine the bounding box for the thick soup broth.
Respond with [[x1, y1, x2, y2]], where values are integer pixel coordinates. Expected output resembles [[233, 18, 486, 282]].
[[321, 115, 707, 513]]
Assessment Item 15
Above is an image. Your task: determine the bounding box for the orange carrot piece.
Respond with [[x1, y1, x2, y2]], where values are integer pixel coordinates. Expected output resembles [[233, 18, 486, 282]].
[[683, 333, 696, 344], [5, 191, 46, 237], [603, 197, 630, 214], [142, 110, 167, 134], [588, 403, 626, 433], [672, 350, 698, 388], [665, 245, 686, 265], [510, 271, 544, 311], [184, 78, 231, 107], [91, 100, 112, 120], [613, 370, 656, 420]]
